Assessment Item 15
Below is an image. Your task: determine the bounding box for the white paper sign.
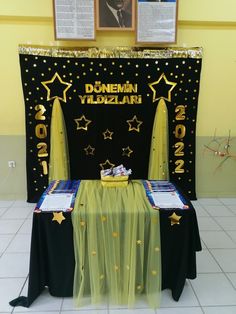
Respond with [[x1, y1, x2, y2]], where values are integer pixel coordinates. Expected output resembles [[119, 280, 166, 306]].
[[40, 193, 73, 212], [151, 191, 185, 209]]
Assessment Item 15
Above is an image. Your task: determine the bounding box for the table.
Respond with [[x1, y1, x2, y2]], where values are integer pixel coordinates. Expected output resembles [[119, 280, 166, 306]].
[[10, 180, 201, 308]]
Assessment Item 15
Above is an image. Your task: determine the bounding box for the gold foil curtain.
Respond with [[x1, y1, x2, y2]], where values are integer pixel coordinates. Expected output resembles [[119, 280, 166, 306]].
[[49, 98, 70, 182]]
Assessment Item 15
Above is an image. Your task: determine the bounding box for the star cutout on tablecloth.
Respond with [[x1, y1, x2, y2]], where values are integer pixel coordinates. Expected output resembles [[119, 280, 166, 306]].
[[100, 159, 115, 170], [84, 145, 95, 155], [168, 212, 182, 226], [127, 115, 143, 132], [52, 212, 66, 224], [74, 115, 92, 131], [103, 129, 114, 140], [149, 73, 177, 103], [122, 146, 133, 157], [41, 72, 72, 103]]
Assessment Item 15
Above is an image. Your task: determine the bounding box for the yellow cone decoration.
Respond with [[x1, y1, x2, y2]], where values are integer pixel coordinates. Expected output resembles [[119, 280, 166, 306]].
[[49, 98, 70, 182], [148, 98, 169, 180]]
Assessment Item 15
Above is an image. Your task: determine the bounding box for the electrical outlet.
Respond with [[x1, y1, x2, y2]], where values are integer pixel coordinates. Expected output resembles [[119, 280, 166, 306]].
[[8, 161, 16, 168]]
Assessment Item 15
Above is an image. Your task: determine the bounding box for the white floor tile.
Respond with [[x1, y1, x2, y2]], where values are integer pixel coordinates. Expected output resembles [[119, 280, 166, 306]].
[[2, 207, 32, 219], [226, 231, 236, 243], [0, 200, 14, 208], [198, 198, 222, 205], [6, 234, 31, 253], [226, 273, 236, 289], [191, 273, 236, 306], [0, 219, 24, 234], [197, 217, 222, 231], [155, 308, 203, 314], [203, 306, 236, 314], [18, 219, 33, 234], [219, 198, 236, 205], [0, 207, 8, 217], [214, 217, 236, 231], [200, 231, 236, 249], [0, 278, 25, 312], [0, 252, 29, 277], [12, 201, 36, 208], [0, 234, 14, 253], [196, 250, 222, 273], [210, 249, 236, 272], [203, 205, 235, 217], [109, 309, 155, 314], [62, 296, 108, 311]]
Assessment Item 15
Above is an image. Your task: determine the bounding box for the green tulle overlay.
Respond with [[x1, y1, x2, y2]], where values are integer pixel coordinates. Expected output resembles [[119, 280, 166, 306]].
[[72, 180, 161, 308]]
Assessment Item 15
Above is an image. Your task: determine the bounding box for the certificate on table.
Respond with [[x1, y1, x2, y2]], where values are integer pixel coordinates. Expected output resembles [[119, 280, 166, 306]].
[[151, 191, 187, 209], [39, 193, 74, 212]]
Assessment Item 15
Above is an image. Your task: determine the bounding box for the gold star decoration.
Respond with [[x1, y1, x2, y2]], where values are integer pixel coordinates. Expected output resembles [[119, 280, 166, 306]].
[[122, 146, 133, 157], [127, 115, 143, 132], [168, 212, 182, 226], [137, 240, 142, 245], [52, 212, 66, 224], [149, 73, 177, 103], [112, 232, 119, 238], [74, 115, 92, 131], [99, 159, 115, 170], [84, 145, 95, 155], [103, 129, 113, 140], [41, 72, 72, 103], [151, 270, 157, 276]]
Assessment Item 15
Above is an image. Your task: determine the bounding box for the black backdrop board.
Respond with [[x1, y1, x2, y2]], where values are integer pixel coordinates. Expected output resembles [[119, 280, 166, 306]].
[[19, 46, 202, 202]]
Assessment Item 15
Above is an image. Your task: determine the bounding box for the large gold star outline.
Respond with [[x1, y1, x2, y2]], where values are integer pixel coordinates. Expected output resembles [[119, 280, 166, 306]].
[[122, 146, 133, 157], [149, 73, 177, 103], [52, 212, 66, 224], [103, 129, 114, 140], [84, 145, 95, 155], [41, 72, 72, 103], [100, 159, 115, 170], [127, 115, 143, 132], [74, 115, 92, 131]]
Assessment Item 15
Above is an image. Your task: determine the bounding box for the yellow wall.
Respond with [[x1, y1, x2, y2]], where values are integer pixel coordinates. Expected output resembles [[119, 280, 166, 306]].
[[0, 0, 236, 198]]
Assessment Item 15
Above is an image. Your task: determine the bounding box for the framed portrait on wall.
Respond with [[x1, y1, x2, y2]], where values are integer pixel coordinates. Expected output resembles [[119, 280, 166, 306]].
[[136, 0, 178, 44], [53, 0, 96, 40], [96, 0, 135, 31]]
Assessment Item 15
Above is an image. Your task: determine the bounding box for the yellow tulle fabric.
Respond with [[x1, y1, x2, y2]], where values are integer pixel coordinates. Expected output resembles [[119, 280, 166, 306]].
[[148, 99, 169, 180], [72, 180, 161, 308], [48, 98, 70, 182]]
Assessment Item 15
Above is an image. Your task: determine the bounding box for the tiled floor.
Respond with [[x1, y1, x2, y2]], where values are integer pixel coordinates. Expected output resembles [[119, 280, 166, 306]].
[[0, 198, 236, 314]]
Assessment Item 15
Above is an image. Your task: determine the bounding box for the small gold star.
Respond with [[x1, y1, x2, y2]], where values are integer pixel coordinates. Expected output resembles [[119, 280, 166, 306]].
[[127, 115, 143, 132], [149, 73, 177, 103], [52, 212, 65, 224], [122, 146, 133, 157], [168, 212, 182, 226], [84, 145, 95, 155], [155, 247, 160, 252], [80, 221, 86, 227], [101, 216, 107, 222], [91, 250, 97, 256], [41, 72, 72, 103], [151, 270, 157, 276], [114, 265, 119, 271], [100, 159, 115, 170], [74, 115, 92, 131], [112, 232, 119, 238], [137, 240, 142, 245], [103, 129, 114, 140]]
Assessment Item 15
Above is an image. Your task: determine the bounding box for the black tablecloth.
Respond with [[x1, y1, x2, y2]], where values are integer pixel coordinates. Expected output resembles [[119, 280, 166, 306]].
[[10, 187, 201, 307]]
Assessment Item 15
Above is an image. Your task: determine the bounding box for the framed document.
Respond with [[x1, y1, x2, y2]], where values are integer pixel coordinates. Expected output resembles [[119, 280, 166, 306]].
[[136, 0, 178, 44], [96, 0, 135, 31], [53, 0, 96, 40]]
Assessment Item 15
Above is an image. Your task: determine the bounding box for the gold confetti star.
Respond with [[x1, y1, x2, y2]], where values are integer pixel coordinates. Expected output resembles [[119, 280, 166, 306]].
[[122, 146, 133, 157], [127, 115, 143, 132], [151, 270, 157, 276], [52, 212, 65, 224], [168, 212, 182, 226], [91, 250, 97, 256], [41, 72, 72, 103], [112, 232, 119, 238], [80, 221, 86, 227], [101, 215, 107, 222], [84, 145, 95, 155], [103, 129, 114, 140], [74, 115, 92, 131], [137, 240, 142, 245], [149, 73, 177, 103], [100, 159, 115, 170]]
